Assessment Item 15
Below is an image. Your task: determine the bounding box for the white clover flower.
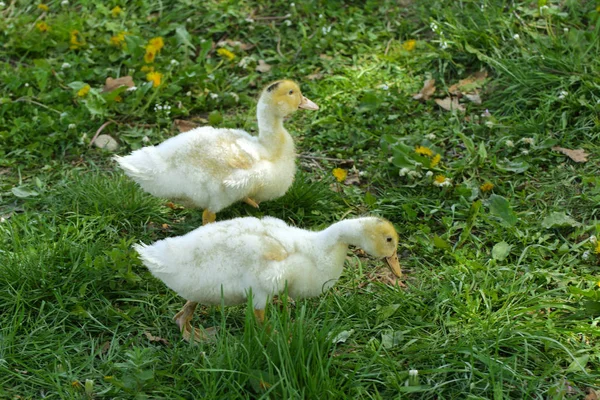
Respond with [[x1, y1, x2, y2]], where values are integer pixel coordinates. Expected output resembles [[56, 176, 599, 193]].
[[505, 140, 514, 148], [379, 84, 389, 90], [409, 370, 419, 377], [513, 34, 520, 40], [522, 137, 534, 145], [322, 25, 332, 35], [481, 109, 492, 118], [0, 2, 6, 7], [186, 18, 192, 23], [60, 0, 68, 5], [284, 20, 292, 26], [245, 17, 254, 23], [399, 168, 410, 177], [521, 149, 529, 155], [563, 27, 569, 32], [186, 91, 192, 96], [319, 14, 323, 18], [558, 90, 568, 99], [61, 62, 71, 70], [408, 170, 422, 179], [126, 86, 137, 91], [290, 2, 295, 7], [68, 123, 76, 129], [425, 171, 433, 178], [208, 74, 215, 80], [425, 133, 436, 140], [142, 136, 150, 143], [24, 83, 29, 87], [440, 40, 449, 49], [590, 235, 597, 245], [170, 59, 179, 66], [430, 22, 438, 32], [228, 92, 239, 102], [209, 93, 219, 99], [582, 251, 590, 260]]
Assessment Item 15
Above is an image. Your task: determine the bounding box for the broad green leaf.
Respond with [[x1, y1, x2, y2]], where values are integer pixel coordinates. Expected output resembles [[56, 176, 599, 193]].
[[364, 192, 377, 207], [381, 330, 403, 349], [496, 159, 530, 173], [175, 26, 196, 50], [12, 186, 39, 198], [378, 304, 400, 321], [541, 212, 581, 229], [565, 354, 589, 373], [433, 235, 451, 250], [488, 194, 518, 227], [491, 241, 512, 261], [331, 329, 354, 344]]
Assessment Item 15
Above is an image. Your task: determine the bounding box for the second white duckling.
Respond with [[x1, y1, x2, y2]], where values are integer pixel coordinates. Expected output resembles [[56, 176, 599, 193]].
[[114, 80, 318, 225], [135, 216, 402, 341]]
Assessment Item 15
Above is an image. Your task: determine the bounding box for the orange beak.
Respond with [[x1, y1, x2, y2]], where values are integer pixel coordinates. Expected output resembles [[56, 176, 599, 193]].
[[385, 252, 402, 278], [298, 96, 319, 110]]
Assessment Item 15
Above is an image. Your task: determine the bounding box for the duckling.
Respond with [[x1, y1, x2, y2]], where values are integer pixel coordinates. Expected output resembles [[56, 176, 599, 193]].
[[114, 80, 318, 225], [134, 216, 402, 341]]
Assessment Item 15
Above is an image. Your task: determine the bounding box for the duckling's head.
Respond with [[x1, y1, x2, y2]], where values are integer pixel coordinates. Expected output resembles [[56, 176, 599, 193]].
[[360, 218, 402, 278], [259, 80, 319, 118]]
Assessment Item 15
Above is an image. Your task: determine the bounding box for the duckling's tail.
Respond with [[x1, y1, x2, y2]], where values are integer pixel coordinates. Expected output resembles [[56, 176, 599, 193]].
[[113, 147, 166, 182], [134, 242, 169, 273]]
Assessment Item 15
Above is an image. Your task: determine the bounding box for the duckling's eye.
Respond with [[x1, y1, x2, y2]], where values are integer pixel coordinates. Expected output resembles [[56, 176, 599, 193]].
[[386, 237, 393, 243], [288, 90, 294, 95]]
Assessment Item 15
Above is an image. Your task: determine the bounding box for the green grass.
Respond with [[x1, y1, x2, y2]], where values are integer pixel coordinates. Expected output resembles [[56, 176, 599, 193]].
[[1, 0, 600, 398]]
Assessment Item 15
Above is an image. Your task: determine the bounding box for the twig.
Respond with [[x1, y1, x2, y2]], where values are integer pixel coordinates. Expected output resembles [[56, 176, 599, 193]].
[[299, 154, 355, 163], [89, 120, 115, 148], [384, 39, 393, 56], [14, 97, 62, 114], [276, 36, 285, 59], [253, 14, 291, 20]]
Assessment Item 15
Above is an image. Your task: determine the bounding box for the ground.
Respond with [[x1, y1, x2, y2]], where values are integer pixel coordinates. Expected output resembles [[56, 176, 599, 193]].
[[1, 0, 599, 398]]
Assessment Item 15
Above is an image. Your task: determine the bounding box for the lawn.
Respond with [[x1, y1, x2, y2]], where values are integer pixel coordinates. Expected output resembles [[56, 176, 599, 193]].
[[1, 0, 600, 398]]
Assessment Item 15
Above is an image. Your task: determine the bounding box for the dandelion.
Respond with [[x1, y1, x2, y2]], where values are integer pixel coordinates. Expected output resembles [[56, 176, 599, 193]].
[[70, 30, 84, 49], [141, 65, 154, 72], [217, 48, 235, 61], [522, 137, 534, 145], [433, 175, 452, 187], [77, 84, 90, 97], [38, 3, 49, 11], [110, 32, 127, 47], [144, 46, 157, 63], [415, 146, 433, 157], [332, 168, 347, 182], [480, 182, 494, 192], [36, 21, 50, 32], [146, 71, 163, 88], [71, 381, 82, 389], [149, 37, 164, 51], [114, 95, 122, 102], [61, 62, 71, 69], [430, 153, 441, 168], [505, 140, 514, 148], [111, 5, 122, 17], [595, 241, 600, 255], [403, 39, 416, 51]]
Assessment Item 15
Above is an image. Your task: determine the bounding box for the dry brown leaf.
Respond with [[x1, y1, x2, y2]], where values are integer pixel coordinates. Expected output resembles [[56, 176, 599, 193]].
[[174, 119, 200, 133], [585, 388, 599, 400], [435, 97, 465, 112], [344, 171, 361, 185], [217, 39, 254, 51], [102, 76, 135, 93], [464, 92, 482, 104], [552, 146, 589, 163], [307, 71, 323, 81], [448, 70, 488, 95], [319, 54, 333, 60], [256, 60, 272, 73], [100, 341, 110, 354], [144, 331, 170, 346], [412, 79, 436, 101]]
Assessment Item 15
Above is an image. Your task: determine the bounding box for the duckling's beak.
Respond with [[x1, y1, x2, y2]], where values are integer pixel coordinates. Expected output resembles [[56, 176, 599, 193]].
[[298, 96, 319, 110], [385, 252, 402, 278]]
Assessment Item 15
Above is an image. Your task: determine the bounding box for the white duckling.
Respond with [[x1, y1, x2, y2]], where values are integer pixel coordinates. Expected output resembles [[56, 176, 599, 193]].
[[135, 216, 402, 341], [114, 80, 318, 225]]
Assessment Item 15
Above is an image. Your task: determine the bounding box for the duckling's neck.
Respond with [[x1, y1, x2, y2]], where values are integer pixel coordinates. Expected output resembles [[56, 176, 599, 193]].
[[256, 101, 286, 142], [320, 219, 367, 251]]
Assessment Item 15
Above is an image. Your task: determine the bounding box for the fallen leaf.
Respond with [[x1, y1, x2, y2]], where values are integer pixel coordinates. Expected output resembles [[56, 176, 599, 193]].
[[11, 186, 39, 198], [255, 60, 272, 73], [344, 171, 361, 185], [217, 39, 254, 51], [93, 134, 119, 151], [331, 329, 354, 344], [434, 97, 465, 112], [464, 92, 482, 104], [102, 76, 135, 93], [541, 211, 581, 229], [144, 331, 170, 346], [412, 79, 436, 101], [174, 119, 200, 133], [319, 53, 333, 60], [307, 71, 323, 81], [585, 388, 599, 400], [552, 146, 589, 163], [448, 70, 487, 95]]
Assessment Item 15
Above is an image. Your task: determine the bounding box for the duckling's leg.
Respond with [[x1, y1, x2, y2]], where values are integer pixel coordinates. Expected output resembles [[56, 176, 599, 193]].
[[202, 209, 217, 225], [174, 301, 202, 342], [253, 308, 265, 324], [243, 198, 260, 208]]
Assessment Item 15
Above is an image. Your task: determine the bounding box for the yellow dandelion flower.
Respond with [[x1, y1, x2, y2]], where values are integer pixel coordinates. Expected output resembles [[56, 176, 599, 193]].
[[111, 5, 123, 17], [217, 48, 235, 61], [110, 32, 127, 47], [403, 39, 416, 51], [430, 153, 441, 168], [480, 182, 494, 192], [77, 84, 91, 97], [146, 71, 163, 88], [144, 46, 157, 63], [332, 168, 347, 183], [70, 30, 84, 49], [114, 95, 122, 102], [415, 145, 433, 157], [71, 380, 82, 388], [149, 37, 164, 51], [434, 175, 446, 185], [36, 21, 50, 32], [141, 65, 154, 72], [38, 3, 49, 11], [595, 241, 600, 255]]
